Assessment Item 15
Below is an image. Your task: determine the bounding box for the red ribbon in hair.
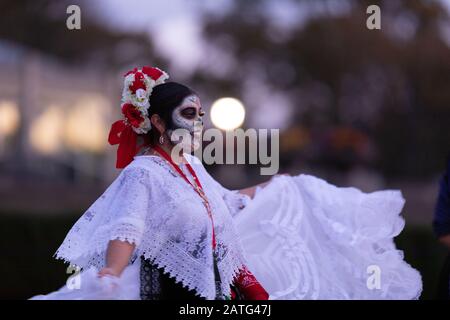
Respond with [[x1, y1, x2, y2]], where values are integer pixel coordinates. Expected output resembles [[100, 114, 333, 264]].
[[109, 66, 168, 169], [108, 120, 150, 169]]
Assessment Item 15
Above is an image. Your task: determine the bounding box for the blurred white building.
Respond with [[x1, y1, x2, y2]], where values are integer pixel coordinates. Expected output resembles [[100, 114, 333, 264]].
[[0, 40, 121, 186]]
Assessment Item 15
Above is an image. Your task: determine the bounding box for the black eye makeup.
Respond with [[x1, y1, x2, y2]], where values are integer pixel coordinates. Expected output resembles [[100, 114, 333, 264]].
[[180, 106, 205, 119], [181, 107, 197, 118]]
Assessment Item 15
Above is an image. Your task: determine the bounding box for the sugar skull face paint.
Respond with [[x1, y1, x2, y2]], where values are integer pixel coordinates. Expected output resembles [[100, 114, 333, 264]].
[[166, 94, 204, 151]]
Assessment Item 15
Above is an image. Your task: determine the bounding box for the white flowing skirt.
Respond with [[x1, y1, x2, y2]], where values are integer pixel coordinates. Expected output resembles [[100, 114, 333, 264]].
[[236, 174, 422, 299], [30, 261, 141, 300], [30, 174, 422, 300]]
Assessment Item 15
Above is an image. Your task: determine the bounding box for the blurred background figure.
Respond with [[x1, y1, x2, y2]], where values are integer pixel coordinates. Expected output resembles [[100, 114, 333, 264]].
[[1, 0, 450, 299], [433, 154, 450, 299]]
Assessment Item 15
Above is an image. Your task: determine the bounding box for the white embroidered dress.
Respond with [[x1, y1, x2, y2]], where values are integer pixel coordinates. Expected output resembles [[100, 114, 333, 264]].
[[52, 153, 251, 300], [31, 153, 423, 300]]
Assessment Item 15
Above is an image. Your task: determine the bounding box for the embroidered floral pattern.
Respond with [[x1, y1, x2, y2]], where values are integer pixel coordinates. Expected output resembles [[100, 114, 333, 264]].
[[54, 153, 250, 299]]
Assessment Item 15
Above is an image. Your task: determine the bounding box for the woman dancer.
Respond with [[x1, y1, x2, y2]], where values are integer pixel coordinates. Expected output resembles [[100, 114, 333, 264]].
[[30, 66, 422, 300]]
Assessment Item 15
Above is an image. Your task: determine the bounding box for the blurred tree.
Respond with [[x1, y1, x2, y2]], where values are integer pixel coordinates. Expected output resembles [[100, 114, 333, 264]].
[[196, 0, 450, 178], [0, 0, 166, 68], [2, 0, 449, 178]]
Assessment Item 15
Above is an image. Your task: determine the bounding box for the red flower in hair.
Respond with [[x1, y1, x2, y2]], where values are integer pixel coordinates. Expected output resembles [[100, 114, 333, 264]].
[[129, 71, 146, 93], [122, 103, 144, 128], [123, 68, 137, 77], [142, 66, 164, 81]]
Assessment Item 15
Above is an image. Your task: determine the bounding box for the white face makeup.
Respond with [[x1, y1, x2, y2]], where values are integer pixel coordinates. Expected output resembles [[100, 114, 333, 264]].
[[166, 94, 204, 151]]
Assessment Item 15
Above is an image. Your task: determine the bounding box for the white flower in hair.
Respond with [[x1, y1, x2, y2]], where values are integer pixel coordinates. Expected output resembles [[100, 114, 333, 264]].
[[120, 66, 169, 134]]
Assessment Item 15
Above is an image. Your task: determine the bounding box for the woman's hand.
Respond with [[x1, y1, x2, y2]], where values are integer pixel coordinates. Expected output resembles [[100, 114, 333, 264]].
[[238, 173, 291, 199], [97, 267, 121, 294], [97, 267, 120, 278]]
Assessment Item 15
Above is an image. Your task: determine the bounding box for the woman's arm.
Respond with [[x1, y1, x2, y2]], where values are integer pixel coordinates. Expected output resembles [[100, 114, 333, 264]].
[[238, 173, 290, 199], [97, 239, 135, 278]]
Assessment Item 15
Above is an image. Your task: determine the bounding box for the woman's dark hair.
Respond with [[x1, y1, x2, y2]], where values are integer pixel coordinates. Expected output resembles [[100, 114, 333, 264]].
[[146, 81, 197, 145]]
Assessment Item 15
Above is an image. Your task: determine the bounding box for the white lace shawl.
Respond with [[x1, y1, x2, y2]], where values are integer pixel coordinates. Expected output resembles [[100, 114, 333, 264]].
[[54, 153, 252, 299]]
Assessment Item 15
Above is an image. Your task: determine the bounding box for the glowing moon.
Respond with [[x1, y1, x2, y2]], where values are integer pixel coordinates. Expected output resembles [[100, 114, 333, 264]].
[[210, 97, 246, 130]]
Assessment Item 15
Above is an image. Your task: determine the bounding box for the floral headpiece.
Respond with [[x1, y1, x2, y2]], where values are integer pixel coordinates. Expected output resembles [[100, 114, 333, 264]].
[[108, 66, 170, 169]]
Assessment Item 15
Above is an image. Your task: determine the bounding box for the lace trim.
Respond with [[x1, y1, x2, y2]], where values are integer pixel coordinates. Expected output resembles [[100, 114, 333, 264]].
[[54, 156, 250, 299], [55, 232, 247, 299]]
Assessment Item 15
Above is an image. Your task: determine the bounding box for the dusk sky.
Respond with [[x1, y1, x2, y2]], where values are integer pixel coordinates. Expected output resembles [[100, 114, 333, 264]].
[[88, 0, 450, 129], [90, 0, 355, 129]]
